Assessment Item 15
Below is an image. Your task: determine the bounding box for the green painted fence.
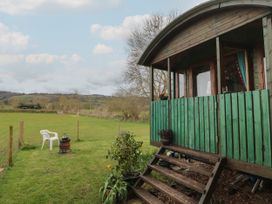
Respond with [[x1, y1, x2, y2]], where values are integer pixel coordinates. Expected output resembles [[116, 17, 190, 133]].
[[151, 89, 272, 168], [151, 96, 217, 153], [151, 100, 169, 144], [170, 96, 217, 153], [220, 90, 272, 167]]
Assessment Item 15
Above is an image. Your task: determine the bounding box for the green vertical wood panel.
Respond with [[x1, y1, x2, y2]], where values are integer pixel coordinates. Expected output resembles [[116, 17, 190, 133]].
[[238, 93, 247, 162], [199, 97, 205, 151], [150, 102, 156, 141], [181, 99, 185, 146], [253, 91, 263, 165], [232, 93, 240, 160], [171, 100, 175, 145], [215, 97, 218, 154], [261, 90, 272, 167], [195, 98, 200, 150], [184, 98, 189, 147], [176, 99, 179, 146], [220, 94, 227, 156], [175, 99, 179, 146], [226, 94, 233, 159], [246, 92, 255, 163], [209, 96, 216, 153], [204, 97, 210, 152], [189, 98, 195, 149]]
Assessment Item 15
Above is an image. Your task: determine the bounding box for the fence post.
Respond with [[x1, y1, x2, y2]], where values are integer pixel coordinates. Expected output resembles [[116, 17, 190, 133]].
[[77, 120, 80, 141], [8, 126, 13, 167], [18, 121, 24, 148]]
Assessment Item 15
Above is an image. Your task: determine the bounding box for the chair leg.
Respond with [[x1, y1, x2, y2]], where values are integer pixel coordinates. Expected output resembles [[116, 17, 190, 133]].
[[50, 140, 53, 151], [41, 140, 45, 150]]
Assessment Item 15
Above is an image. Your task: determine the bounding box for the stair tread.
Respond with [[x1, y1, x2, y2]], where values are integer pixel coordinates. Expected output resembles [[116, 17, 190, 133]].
[[141, 175, 197, 204], [132, 187, 164, 204], [164, 146, 219, 164], [149, 164, 205, 193], [156, 154, 212, 177]]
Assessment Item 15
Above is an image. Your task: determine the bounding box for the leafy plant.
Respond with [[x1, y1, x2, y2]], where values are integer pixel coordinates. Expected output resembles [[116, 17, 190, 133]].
[[107, 131, 143, 177], [99, 174, 127, 204]]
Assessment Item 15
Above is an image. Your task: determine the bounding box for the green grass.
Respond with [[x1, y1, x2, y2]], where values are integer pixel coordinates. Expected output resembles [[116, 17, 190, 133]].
[[0, 113, 155, 204]]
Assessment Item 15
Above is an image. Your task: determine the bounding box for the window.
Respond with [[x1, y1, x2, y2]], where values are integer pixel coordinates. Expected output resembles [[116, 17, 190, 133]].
[[196, 71, 211, 97]]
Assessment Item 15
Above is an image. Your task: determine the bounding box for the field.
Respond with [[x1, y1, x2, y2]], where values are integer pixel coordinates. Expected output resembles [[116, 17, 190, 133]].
[[0, 113, 154, 204]]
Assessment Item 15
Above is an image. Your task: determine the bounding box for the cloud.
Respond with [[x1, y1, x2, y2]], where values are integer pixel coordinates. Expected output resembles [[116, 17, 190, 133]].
[[0, 54, 24, 65], [0, 53, 82, 66], [0, 58, 126, 95], [0, 22, 29, 52], [91, 14, 150, 40], [0, 0, 123, 15], [93, 44, 113, 54]]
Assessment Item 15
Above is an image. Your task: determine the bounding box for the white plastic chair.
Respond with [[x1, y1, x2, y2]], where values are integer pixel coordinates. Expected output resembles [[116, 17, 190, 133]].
[[40, 130, 60, 151]]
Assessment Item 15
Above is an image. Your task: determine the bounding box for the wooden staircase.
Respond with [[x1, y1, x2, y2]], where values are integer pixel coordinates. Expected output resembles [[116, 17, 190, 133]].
[[132, 146, 226, 204]]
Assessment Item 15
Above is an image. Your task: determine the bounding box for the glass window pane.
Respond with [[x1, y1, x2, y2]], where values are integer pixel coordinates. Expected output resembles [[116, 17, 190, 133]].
[[197, 71, 211, 97]]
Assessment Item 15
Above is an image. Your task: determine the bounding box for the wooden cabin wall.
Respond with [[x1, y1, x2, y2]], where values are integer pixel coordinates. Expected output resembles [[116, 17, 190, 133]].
[[151, 7, 270, 64]]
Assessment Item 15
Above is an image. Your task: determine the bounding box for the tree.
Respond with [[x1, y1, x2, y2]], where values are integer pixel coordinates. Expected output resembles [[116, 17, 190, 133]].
[[124, 12, 178, 98]]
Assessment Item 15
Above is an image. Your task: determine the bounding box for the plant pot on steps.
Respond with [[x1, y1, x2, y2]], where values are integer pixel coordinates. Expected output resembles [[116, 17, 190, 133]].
[[159, 129, 173, 145]]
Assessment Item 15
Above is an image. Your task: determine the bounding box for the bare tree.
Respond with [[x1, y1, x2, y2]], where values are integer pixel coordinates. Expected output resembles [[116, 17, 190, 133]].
[[124, 12, 178, 98]]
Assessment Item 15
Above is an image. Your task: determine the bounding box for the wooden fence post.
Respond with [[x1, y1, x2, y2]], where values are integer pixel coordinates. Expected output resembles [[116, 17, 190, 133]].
[[18, 121, 24, 148], [77, 120, 80, 141], [8, 126, 13, 167]]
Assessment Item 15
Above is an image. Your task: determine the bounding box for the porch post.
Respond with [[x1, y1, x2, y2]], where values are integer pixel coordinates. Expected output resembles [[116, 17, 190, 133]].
[[216, 37, 221, 155], [167, 58, 172, 129], [216, 37, 222, 94], [263, 16, 272, 91], [150, 65, 154, 101], [176, 73, 180, 98]]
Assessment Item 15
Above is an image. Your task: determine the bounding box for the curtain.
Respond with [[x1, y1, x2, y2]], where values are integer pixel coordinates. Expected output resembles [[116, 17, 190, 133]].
[[237, 51, 247, 86]]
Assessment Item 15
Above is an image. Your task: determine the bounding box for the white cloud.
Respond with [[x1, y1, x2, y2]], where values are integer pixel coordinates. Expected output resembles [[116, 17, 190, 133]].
[[0, 0, 122, 15], [0, 53, 82, 66], [93, 44, 113, 54], [0, 22, 29, 52], [91, 14, 150, 40], [0, 54, 24, 65]]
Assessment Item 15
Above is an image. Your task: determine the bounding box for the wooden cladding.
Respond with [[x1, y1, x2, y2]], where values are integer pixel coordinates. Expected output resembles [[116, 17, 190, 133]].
[[151, 89, 272, 168], [151, 100, 169, 144], [151, 96, 218, 154], [219, 90, 272, 167], [152, 7, 270, 64], [171, 97, 218, 154]]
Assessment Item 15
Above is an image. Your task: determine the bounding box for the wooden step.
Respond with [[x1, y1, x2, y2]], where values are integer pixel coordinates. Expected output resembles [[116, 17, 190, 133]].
[[164, 146, 219, 164], [148, 164, 205, 193], [140, 175, 197, 204], [132, 187, 164, 204], [156, 154, 212, 177]]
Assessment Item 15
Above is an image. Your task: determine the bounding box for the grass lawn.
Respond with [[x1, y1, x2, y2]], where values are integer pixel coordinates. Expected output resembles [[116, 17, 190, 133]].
[[0, 113, 155, 204]]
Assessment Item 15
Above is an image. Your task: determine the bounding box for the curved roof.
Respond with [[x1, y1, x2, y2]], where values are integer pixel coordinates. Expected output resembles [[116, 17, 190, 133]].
[[138, 0, 272, 66]]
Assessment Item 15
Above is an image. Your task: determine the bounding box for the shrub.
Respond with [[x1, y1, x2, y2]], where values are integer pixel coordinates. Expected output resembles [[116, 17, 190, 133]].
[[107, 131, 143, 177]]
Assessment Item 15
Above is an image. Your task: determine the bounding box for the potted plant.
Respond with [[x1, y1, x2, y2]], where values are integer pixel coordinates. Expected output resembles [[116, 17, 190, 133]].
[[159, 129, 173, 145], [106, 131, 143, 184], [99, 173, 127, 204]]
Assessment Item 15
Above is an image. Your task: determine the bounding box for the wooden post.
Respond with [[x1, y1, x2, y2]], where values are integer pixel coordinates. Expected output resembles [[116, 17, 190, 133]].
[[18, 121, 24, 148], [216, 37, 222, 94], [77, 120, 80, 141], [150, 65, 154, 101], [256, 45, 265, 89], [8, 126, 13, 167], [167, 58, 171, 129], [188, 68, 193, 97], [210, 61, 217, 95], [176, 72, 180, 98], [245, 50, 251, 91], [216, 37, 221, 155]]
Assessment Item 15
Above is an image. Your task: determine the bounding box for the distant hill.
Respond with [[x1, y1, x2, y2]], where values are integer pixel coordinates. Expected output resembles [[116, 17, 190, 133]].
[[0, 91, 23, 100]]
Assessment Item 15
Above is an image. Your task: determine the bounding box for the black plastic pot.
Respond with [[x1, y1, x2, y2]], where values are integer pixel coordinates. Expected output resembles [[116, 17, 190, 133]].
[[159, 129, 173, 145]]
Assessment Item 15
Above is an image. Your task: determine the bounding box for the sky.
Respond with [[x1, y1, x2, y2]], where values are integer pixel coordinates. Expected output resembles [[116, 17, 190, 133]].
[[0, 0, 208, 95]]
